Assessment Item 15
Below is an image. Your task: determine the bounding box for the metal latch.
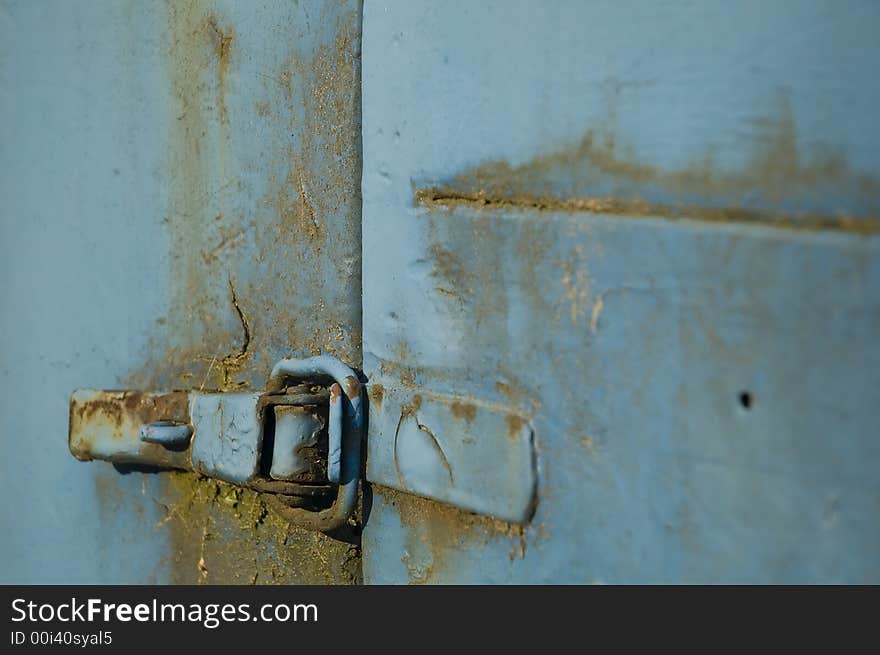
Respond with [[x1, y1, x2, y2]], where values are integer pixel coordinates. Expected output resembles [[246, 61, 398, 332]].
[[69, 355, 363, 534]]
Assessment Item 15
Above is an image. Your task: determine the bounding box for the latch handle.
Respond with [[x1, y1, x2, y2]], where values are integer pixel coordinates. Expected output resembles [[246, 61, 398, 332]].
[[269, 355, 364, 484], [265, 355, 363, 533]]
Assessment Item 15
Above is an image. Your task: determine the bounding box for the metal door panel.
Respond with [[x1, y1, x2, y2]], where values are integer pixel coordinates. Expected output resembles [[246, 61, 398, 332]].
[[6, 0, 880, 585], [361, 0, 880, 583], [1, 0, 362, 583], [0, 0, 173, 583]]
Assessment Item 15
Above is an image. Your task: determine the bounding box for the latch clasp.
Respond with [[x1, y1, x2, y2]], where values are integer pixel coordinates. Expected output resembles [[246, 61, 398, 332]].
[[69, 355, 363, 534]]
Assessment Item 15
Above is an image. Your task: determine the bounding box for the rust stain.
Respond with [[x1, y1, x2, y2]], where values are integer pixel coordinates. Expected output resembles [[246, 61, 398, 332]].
[[161, 0, 242, 392], [449, 400, 477, 423], [415, 97, 880, 234], [269, 11, 361, 256], [590, 294, 604, 333], [560, 251, 591, 326], [390, 343, 418, 388], [417, 188, 880, 234], [88, 2, 365, 585], [201, 229, 245, 266], [402, 394, 422, 416], [425, 208, 511, 323], [495, 381, 512, 397], [69, 391, 191, 467], [342, 375, 361, 399], [153, 0, 363, 387], [250, 5, 362, 363], [494, 379, 542, 418], [276, 163, 323, 244], [429, 243, 470, 301], [157, 473, 361, 585], [276, 405, 328, 484], [505, 414, 528, 440], [368, 383, 385, 409], [71, 391, 189, 434], [374, 485, 527, 584], [206, 14, 234, 125]]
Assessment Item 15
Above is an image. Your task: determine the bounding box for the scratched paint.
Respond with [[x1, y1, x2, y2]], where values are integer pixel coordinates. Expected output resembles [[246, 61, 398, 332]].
[[416, 96, 880, 233], [365, 379, 537, 523]]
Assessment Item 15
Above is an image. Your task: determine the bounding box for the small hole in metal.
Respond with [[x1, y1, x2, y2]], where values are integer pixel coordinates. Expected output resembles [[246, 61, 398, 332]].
[[738, 391, 753, 410]]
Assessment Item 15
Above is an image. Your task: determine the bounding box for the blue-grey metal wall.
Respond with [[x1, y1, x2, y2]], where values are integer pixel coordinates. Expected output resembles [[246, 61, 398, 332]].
[[2, 0, 878, 584], [360, 0, 880, 583], [0, 0, 363, 584]]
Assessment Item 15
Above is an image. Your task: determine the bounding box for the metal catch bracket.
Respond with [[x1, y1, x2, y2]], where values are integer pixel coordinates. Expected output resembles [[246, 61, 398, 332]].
[[68, 355, 363, 534]]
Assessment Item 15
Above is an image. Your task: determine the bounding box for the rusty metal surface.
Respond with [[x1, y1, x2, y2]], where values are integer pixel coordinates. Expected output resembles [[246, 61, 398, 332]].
[[69, 390, 192, 469], [270, 405, 327, 482], [361, 0, 880, 583], [109, 0, 363, 582], [269, 354, 366, 486], [67, 354, 364, 537]]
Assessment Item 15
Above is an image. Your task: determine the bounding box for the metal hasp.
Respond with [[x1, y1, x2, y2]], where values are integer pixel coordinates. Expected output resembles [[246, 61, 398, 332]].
[[264, 355, 364, 532], [364, 367, 537, 524], [68, 355, 363, 534], [69, 352, 535, 527]]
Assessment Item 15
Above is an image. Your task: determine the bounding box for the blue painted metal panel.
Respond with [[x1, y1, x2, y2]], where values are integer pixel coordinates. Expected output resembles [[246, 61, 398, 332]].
[[1, 0, 362, 583], [361, 1, 880, 582], [0, 1, 174, 583], [365, 376, 537, 523], [365, 0, 880, 223], [6, 0, 879, 585], [190, 393, 265, 484]]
